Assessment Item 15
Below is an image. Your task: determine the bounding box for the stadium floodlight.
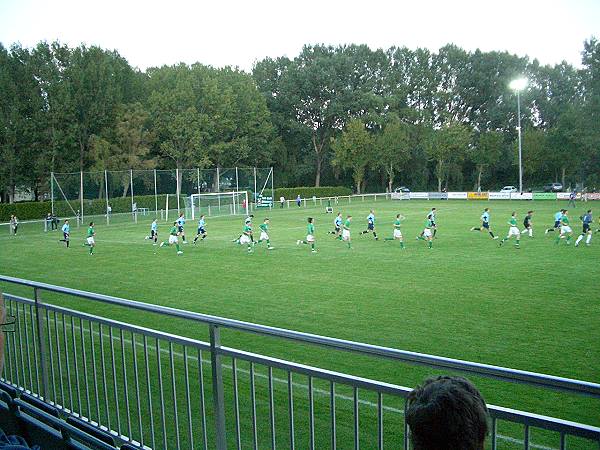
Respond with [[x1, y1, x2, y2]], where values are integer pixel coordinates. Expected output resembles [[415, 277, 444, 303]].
[[510, 77, 528, 194]]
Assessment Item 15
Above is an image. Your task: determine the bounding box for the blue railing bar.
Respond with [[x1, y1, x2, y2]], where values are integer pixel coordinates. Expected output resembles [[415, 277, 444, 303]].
[[2, 276, 599, 399]]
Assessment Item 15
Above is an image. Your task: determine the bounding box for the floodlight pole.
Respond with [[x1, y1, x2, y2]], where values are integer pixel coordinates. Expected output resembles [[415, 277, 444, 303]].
[[516, 90, 523, 194], [104, 170, 109, 225], [80, 171, 84, 223], [50, 172, 55, 216]]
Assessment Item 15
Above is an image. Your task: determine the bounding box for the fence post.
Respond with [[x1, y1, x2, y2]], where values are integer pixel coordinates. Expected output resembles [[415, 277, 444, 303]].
[[33, 288, 49, 401], [50, 172, 55, 217], [154, 169, 158, 216], [209, 325, 227, 450], [130, 169, 135, 221], [105, 170, 109, 225], [80, 171, 84, 222]]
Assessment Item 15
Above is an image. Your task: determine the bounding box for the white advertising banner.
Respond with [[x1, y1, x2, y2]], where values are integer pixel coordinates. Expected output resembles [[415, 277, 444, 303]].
[[447, 192, 468, 199], [409, 192, 429, 199], [488, 192, 511, 200], [511, 192, 533, 200], [391, 192, 409, 200], [556, 192, 570, 200]]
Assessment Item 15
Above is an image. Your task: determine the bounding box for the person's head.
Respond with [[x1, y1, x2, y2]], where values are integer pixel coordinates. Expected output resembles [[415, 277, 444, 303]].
[[431, 208, 436, 212], [511, 211, 516, 217], [484, 208, 489, 212], [370, 209, 374, 214], [153, 218, 157, 222], [64, 219, 69, 224], [338, 212, 342, 217], [307, 217, 313, 224], [406, 376, 488, 450], [47, 213, 51, 217], [173, 221, 178, 226], [200, 215, 205, 219], [264, 218, 269, 223], [179, 213, 184, 217], [347, 215, 352, 220], [563, 210, 568, 215], [89, 221, 94, 227], [528, 210, 533, 215], [396, 214, 401, 219], [587, 209, 592, 214]]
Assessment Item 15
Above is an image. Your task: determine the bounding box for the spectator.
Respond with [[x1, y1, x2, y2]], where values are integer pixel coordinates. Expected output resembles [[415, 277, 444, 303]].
[[45, 213, 53, 231], [9, 215, 18, 236], [296, 194, 301, 207], [280, 195, 285, 208], [568, 189, 577, 208], [107, 204, 112, 216], [406, 376, 488, 450]]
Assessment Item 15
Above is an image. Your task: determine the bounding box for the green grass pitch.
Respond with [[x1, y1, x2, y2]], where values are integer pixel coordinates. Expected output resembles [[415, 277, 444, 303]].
[[0, 199, 599, 448]]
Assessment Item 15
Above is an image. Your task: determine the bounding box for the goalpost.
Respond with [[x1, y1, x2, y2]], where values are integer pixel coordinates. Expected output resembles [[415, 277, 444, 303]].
[[187, 191, 249, 220]]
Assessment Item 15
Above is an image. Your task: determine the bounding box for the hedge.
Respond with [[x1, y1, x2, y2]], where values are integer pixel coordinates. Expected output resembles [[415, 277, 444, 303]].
[[274, 186, 352, 200]]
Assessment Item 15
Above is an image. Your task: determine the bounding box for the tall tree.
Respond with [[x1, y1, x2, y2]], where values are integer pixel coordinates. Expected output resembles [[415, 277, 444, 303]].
[[375, 118, 412, 192], [426, 123, 472, 192], [331, 119, 374, 194], [470, 131, 504, 190]]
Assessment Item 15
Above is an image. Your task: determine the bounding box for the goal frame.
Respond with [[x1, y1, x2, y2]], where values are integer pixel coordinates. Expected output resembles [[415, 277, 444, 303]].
[[189, 191, 249, 220]]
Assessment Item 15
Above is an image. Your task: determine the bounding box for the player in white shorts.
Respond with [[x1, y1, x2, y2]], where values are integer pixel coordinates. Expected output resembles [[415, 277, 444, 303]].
[[555, 210, 573, 245], [499, 212, 521, 248], [297, 217, 316, 252], [341, 215, 352, 249]]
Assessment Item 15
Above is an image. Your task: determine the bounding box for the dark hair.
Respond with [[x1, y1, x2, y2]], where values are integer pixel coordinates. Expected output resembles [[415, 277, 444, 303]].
[[406, 376, 488, 450], [89, 222, 94, 226], [307, 217, 313, 223], [528, 210, 533, 214], [588, 210, 592, 213], [484, 208, 489, 212]]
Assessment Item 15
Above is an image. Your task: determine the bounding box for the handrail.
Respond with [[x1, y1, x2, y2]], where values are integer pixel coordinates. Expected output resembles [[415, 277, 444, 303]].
[[2, 274, 600, 399]]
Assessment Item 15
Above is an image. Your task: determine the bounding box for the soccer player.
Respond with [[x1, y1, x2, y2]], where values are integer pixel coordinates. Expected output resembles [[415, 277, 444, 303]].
[[575, 209, 593, 247], [555, 210, 573, 245], [545, 210, 564, 234], [521, 210, 534, 237], [360, 210, 378, 240], [159, 221, 183, 254], [417, 216, 434, 248], [83, 222, 96, 255], [499, 212, 520, 248], [470, 208, 498, 239], [145, 219, 158, 245], [328, 212, 343, 238], [59, 219, 70, 248], [341, 215, 352, 248], [239, 221, 253, 253], [297, 217, 316, 253], [384, 214, 405, 248], [429, 208, 438, 238], [176, 213, 187, 244], [193, 215, 207, 244], [257, 218, 274, 250]]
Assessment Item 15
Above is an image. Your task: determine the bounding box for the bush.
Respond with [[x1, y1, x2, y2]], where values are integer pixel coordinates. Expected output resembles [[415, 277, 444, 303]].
[[274, 186, 352, 200]]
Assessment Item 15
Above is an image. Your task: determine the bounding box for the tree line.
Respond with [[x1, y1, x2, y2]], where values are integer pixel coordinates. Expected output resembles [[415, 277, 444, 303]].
[[1, 39, 598, 202]]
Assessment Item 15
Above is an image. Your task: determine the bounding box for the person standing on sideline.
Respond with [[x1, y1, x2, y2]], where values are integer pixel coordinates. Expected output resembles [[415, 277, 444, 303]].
[[280, 196, 285, 208], [575, 210, 593, 247], [568, 189, 577, 208], [59, 220, 70, 247], [296, 194, 302, 207], [9, 215, 19, 236], [521, 211, 534, 237]]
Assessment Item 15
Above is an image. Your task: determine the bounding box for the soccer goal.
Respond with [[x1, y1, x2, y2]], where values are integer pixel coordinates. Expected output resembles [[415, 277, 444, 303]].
[[186, 191, 249, 219]]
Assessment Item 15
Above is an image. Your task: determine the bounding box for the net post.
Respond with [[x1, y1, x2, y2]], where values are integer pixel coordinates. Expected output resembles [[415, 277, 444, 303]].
[[197, 168, 201, 196], [154, 169, 158, 217], [105, 170, 109, 225], [253, 167, 257, 207], [270, 167, 274, 210], [50, 172, 55, 216], [216, 167, 221, 211], [80, 171, 84, 222], [176, 168, 181, 214]]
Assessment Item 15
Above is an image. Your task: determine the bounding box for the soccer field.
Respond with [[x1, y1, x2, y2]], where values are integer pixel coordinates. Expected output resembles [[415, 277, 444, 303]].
[[1, 199, 599, 445]]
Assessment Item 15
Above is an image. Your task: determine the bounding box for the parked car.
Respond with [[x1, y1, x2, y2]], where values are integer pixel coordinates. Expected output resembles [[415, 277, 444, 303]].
[[500, 186, 518, 193], [393, 186, 410, 193], [543, 182, 563, 192]]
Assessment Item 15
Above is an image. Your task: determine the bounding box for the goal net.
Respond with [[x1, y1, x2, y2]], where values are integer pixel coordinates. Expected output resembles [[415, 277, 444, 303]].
[[186, 191, 249, 220]]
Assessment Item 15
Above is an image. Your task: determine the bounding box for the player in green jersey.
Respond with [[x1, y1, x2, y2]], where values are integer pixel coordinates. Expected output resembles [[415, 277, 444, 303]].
[[499, 212, 520, 248], [384, 214, 405, 248], [555, 210, 573, 245], [239, 222, 253, 253], [257, 218, 274, 250], [83, 222, 96, 254], [297, 217, 316, 252], [341, 215, 352, 248], [159, 222, 183, 254], [417, 218, 434, 248]]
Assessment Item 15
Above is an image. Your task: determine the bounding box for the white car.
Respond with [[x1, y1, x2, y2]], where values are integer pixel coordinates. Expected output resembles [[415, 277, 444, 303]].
[[500, 186, 518, 193]]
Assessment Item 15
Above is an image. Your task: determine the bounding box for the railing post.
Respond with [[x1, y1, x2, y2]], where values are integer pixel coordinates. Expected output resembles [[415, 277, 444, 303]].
[[33, 288, 49, 401], [209, 325, 227, 449]]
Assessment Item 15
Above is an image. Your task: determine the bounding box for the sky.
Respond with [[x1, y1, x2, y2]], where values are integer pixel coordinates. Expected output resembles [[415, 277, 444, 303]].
[[0, 0, 598, 71]]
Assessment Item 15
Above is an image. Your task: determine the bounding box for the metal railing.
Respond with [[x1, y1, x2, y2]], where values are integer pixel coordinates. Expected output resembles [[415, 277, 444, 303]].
[[1, 274, 599, 450]]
